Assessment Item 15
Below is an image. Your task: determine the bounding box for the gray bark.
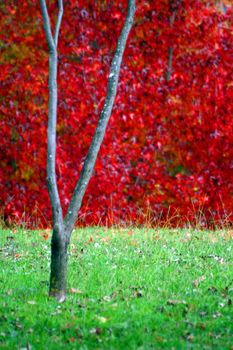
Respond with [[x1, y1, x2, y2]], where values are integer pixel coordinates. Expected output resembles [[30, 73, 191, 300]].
[[166, 46, 173, 82], [166, 4, 179, 82], [49, 230, 68, 302], [39, 0, 135, 301]]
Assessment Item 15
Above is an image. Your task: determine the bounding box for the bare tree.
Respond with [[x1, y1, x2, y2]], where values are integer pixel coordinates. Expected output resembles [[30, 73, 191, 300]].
[[39, 0, 135, 301]]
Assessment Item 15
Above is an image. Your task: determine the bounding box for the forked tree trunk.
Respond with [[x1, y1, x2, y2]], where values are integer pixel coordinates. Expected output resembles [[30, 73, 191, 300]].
[[40, 0, 135, 301], [49, 230, 68, 302]]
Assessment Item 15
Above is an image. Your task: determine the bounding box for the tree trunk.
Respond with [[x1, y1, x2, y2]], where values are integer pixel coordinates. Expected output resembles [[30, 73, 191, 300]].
[[49, 230, 68, 302], [40, 0, 135, 301]]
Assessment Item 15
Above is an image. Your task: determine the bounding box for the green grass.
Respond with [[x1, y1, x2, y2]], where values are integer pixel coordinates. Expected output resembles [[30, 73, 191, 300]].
[[0, 227, 233, 349]]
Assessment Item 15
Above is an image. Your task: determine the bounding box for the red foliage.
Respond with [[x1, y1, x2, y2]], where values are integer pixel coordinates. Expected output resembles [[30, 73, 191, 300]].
[[0, 0, 232, 228]]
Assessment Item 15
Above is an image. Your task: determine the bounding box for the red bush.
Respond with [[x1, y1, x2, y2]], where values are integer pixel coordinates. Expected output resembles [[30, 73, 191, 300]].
[[0, 0, 232, 227]]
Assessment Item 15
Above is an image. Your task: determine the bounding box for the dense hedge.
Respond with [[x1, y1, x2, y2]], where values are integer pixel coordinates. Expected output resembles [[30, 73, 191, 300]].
[[0, 0, 232, 227]]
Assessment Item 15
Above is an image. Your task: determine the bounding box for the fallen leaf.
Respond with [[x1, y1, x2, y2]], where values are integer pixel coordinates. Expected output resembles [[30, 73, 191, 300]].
[[111, 303, 118, 308], [90, 327, 101, 335], [103, 295, 111, 302], [39, 229, 50, 240], [133, 290, 143, 298], [208, 234, 218, 243], [226, 231, 233, 240], [101, 236, 110, 243], [20, 345, 31, 350], [197, 323, 206, 330], [68, 337, 75, 343], [96, 316, 108, 323], [70, 288, 82, 294], [193, 275, 206, 287], [186, 334, 194, 341], [167, 299, 187, 305]]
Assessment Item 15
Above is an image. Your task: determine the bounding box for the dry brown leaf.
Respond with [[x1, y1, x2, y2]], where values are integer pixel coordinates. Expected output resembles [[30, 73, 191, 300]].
[[127, 230, 134, 236], [193, 275, 206, 287], [227, 231, 233, 240], [101, 236, 110, 243], [129, 240, 138, 246], [70, 288, 82, 294]]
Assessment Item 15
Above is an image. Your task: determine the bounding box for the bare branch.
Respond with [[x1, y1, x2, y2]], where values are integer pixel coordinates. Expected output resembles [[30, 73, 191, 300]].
[[169, 9, 177, 26], [166, 7, 177, 81], [39, 0, 55, 52], [64, 0, 136, 237], [166, 46, 173, 82], [40, 0, 63, 234], [54, 0, 63, 47]]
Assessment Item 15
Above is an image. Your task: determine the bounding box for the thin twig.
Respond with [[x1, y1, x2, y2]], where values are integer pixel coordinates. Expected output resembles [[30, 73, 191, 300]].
[[54, 0, 63, 47], [39, 0, 55, 52]]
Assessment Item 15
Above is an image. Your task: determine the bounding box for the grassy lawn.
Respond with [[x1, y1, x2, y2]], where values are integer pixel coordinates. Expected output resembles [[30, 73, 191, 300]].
[[0, 227, 233, 349]]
